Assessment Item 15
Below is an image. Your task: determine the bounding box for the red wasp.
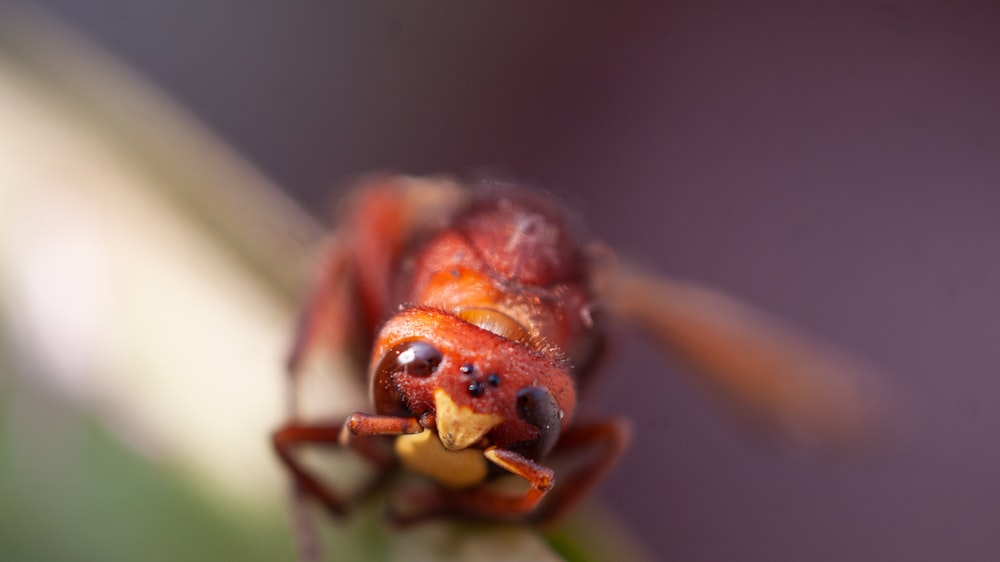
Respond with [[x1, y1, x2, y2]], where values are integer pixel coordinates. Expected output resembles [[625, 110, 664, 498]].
[[273, 175, 879, 555]]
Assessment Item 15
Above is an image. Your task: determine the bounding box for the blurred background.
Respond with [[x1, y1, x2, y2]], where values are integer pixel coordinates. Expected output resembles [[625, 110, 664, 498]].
[[2, 1, 999, 560]]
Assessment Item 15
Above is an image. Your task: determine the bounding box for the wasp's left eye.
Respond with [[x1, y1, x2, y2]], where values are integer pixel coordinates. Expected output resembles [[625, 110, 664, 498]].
[[516, 385, 562, 459]]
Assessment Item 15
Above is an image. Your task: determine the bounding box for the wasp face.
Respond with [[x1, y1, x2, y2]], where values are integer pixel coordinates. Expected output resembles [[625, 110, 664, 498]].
[[370, 307, 575, 457], [433, 385, 503, 450]]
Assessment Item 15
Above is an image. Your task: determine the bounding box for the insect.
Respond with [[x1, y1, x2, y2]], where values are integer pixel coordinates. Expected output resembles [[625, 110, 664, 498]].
[[273, 174, 879, 557]]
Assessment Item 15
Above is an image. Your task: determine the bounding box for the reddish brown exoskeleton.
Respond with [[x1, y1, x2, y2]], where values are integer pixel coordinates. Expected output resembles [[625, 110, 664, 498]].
[[273, 175, 880, 557]]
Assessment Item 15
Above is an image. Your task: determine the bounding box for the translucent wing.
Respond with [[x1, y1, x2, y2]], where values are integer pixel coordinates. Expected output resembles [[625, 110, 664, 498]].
[[595, 258, 884, 448]]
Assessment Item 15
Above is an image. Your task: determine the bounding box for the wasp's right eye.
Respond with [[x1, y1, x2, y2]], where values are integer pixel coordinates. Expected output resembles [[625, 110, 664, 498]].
[[396, 341, 442, 376], [372, 341, 443, 416]]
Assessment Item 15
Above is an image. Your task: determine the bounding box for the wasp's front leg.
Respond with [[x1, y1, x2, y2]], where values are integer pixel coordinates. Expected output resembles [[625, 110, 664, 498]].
[[389, 447, 555, 525], [272, 414, 423, 517], [530, 418, 630, 525]]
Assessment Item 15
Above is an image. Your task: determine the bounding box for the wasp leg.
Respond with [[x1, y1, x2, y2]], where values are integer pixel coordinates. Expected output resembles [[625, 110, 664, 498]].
[[389, 447, 555, 525], [274, 416, 421, 562], [288, 480, 321, 562], [284, 237, 357, 417], [272, 415, 422, 517], [531, 418, 631, 526], [273, 421, 355, 518]]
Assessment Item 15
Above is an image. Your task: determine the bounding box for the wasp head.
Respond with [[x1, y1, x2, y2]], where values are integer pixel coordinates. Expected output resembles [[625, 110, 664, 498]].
[[370, 306, 575, 459]]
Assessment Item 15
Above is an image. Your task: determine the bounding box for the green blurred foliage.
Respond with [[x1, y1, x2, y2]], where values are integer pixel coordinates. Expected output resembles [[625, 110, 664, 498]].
[[0, 366, 291, 562]]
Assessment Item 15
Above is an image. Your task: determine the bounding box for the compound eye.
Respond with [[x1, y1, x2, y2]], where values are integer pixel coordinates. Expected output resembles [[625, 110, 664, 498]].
[[397, 341, 442, 376], [516, 386, 562, 459], [372, 341, 442, 416]]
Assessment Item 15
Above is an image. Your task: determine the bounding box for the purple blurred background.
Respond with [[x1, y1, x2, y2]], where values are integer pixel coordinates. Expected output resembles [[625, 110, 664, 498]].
[[21, 1, 1000, 559]]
